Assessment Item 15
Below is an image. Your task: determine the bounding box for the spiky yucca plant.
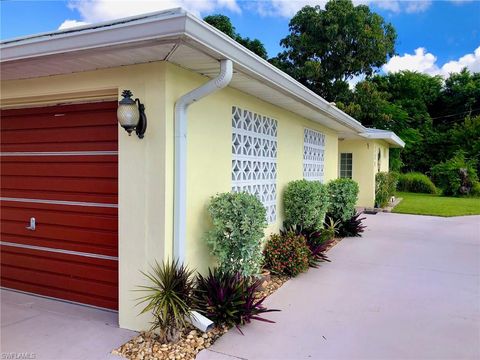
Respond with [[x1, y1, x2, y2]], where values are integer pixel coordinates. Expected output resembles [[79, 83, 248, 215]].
[[137, 259, 195, 343]]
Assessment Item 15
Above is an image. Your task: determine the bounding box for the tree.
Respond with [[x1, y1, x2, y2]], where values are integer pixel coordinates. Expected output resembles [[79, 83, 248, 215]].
[[271, 0, 396, 101], [204, 14, 268, 59]]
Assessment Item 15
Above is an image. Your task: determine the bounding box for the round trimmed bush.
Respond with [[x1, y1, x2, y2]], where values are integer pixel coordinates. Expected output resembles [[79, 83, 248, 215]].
[[205, 192, 267, 277], [397, 172, 437, 194], [326, 178, 359, 222], [283, 179, 329, 230], [263, 232, 309, 277]]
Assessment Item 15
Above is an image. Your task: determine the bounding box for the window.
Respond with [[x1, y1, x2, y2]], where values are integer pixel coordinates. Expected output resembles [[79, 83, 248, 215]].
[[231, 106, 277, 223], [340, 153, 353, 179], [303, 128, 325, 182]]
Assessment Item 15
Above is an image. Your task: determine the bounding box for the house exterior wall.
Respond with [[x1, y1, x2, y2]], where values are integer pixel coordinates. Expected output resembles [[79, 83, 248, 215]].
[[1, 61, 344, 331], [338, 139, 390, 208], [1, 62, 170, 331], [163, 63, 339, 276]]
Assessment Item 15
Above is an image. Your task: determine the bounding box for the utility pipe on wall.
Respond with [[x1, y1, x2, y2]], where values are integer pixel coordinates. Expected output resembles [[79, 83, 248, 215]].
[[173, 59, 233, 263]]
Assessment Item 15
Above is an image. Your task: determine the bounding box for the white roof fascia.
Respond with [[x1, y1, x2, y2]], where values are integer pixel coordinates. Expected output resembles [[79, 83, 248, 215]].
[[359, 129, 405, 148], [0, 9, 188, 61]]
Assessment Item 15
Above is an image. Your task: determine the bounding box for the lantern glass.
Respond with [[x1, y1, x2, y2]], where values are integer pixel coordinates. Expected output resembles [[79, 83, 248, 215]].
[[117, 103, 140, 130]]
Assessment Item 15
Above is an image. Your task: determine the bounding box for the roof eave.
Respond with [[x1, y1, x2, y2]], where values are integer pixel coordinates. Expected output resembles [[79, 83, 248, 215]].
[[359, 130, 405, 148], [0, 8, 375, 135]]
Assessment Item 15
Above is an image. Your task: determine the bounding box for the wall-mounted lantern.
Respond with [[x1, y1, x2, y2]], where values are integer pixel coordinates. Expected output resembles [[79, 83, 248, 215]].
[[117, 90, 147, 139]]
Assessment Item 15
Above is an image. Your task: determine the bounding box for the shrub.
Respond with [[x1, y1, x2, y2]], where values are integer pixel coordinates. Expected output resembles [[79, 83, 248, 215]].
[[194, 269, 279, 332], [326, 178, 359, 222], [431, 151, 479, 196], [471, 182, 480, 197], [137, 260, 195, 343], [375, 172, 398, 207], [283, 179, 329, 230], [205, 192, 267, 277], [263, 232, 310, 276], [397, 172, 437, 194], [337, 213, 366, 237], [281, 223, 336, 267]]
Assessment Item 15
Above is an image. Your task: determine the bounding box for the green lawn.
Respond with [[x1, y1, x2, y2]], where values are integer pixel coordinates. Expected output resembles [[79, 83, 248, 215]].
[[393, 192, 480, 217]]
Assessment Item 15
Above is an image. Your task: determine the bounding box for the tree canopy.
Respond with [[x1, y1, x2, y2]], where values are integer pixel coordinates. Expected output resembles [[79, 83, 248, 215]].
[[271, 0, 396, 101], [204, 14, 268, 59], [339, 70, 480, 175]]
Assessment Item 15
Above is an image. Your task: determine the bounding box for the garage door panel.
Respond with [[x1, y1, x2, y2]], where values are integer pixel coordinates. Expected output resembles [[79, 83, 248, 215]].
[[1, 141, 117, 152], [1, 190, 118, 205], [0, 279, 117, 310], [1, 200, 117, 216], [1, 206, 117, 231], [1, 109, 118, 131], [0, 101, 119, 310], [1, 234, 116, 258], [1, 222, 117, 251], [1, 248, 117, 283], [2, 176, 117, 194], [1, 161, 118, 178], [2, 125, 118, 144]]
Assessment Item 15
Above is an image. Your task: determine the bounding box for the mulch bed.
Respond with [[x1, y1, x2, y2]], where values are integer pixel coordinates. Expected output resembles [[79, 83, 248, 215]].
[[113, 238, 342, 360]]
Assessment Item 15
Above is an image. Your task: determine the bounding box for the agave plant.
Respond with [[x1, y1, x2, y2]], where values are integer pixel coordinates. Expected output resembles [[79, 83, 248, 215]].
[[338, 212, 367, 237], [136, 259, 195, 343], [194, 268, 279, 333]]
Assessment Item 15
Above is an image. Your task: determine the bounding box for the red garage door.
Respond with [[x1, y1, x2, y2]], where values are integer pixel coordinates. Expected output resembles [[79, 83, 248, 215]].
[[0, 101, 119, 310]]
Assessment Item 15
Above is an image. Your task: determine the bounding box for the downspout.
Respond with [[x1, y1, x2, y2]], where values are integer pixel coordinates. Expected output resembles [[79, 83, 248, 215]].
[[174, 59, 233, 264]]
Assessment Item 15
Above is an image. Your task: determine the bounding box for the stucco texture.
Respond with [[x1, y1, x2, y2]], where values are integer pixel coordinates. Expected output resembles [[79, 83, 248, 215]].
[[338, 139, 390, 208]]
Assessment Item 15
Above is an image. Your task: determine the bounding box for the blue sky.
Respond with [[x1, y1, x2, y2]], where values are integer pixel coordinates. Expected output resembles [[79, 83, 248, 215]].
[[1, 1, 479, 78]]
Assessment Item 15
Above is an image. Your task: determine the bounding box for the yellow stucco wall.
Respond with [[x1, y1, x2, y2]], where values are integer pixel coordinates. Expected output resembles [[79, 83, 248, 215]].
[[338, 139, 391, 207], [163, 63, 338, 275], [2, 61, 346, 331], [1, 63, 170, 331]]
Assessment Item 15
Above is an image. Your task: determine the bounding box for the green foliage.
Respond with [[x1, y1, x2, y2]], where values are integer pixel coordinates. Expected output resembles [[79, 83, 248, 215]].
[[194, 269, 278, 330], [283, 180, 329, 230], [431, 151, 479, 196], [326, 178, 359, 222], [204, 14, 268, 59], [271, 0, 396, 101], [397, 172, 437, 194], [471, 182, 480, 197], [263, 232, 310, 277], [205, 192, 267, 277], [337, 213, 366, 237], [137, 260, 195, 343], [375, 172, 398, 207]]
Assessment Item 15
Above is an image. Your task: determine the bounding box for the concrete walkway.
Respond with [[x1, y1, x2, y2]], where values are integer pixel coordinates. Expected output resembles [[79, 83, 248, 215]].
[[0, 289, 136, 360], [198, 213, 480, 360]]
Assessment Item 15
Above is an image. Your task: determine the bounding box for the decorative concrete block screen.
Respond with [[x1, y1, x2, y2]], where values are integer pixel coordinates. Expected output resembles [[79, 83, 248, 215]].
[[232, 106, 277, 223], [303, 128, 326, 182]]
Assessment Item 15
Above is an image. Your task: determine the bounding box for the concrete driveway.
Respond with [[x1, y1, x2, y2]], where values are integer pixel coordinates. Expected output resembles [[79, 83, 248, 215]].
[[0, 289, 136, 360], [198, 213, 480, 360]]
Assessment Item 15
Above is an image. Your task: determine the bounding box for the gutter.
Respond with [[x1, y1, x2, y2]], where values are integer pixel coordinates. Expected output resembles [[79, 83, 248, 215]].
[[173, 59, 233, 263]]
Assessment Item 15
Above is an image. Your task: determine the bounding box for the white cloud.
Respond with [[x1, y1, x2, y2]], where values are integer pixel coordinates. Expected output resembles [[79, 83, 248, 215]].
[[382, 46, 480, 77], [67, 0, 241, 23], [249, 0, 432, 18], [58, 19, 90, 30]]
